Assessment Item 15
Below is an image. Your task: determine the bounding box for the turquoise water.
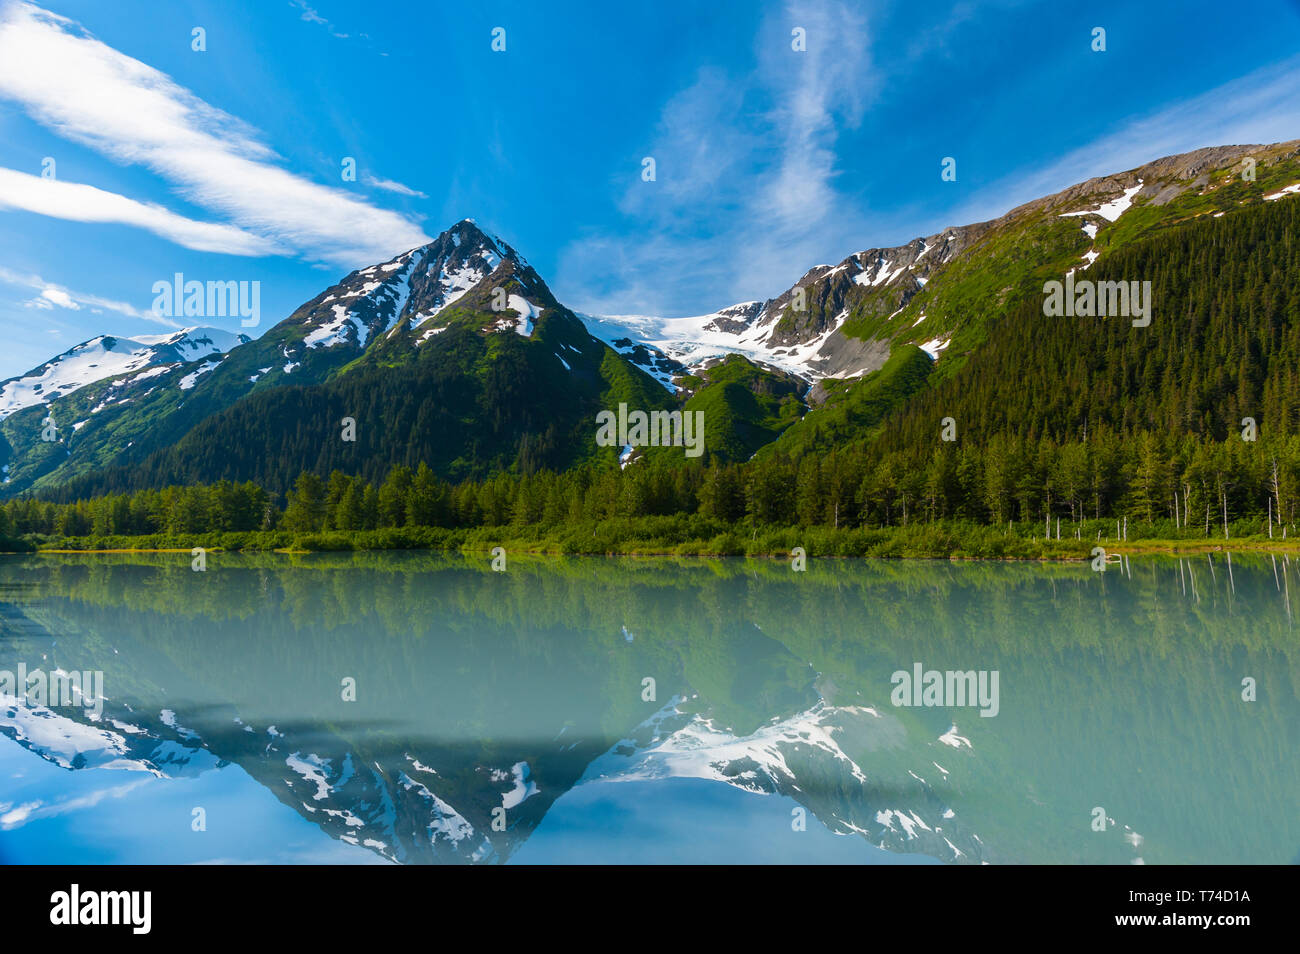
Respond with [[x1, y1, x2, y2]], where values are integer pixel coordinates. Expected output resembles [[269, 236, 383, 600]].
[[0, 551, 1295, 865]]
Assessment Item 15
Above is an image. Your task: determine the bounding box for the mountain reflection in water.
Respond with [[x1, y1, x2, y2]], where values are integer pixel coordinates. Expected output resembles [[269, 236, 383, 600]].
[[0, 552, 1295, 865]]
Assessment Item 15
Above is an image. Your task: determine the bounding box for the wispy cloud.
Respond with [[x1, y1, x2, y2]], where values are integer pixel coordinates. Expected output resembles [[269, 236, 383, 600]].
[[289, 0, 349, 40], [362, 174, 427, 198], [0, 779, 151, 830], [0, 1, 430, 266], [0, 265, 162, 323], [0, 167, 278, 255], [556, 0, 877, 317]]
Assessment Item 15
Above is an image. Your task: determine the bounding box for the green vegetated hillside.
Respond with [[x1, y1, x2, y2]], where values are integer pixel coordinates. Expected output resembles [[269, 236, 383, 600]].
[[675, 354, 807, 462], [833, 139, 1300, 386], [870, 195, 1300, 462], [762, 345, 934, 458]]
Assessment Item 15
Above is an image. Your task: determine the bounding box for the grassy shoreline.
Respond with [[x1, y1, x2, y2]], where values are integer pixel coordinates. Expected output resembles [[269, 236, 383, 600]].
[[12, 519, 1300, 561]]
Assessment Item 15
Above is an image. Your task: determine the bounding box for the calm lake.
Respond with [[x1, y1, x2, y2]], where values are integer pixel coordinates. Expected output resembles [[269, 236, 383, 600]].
[[0, 551, 1296, 865]]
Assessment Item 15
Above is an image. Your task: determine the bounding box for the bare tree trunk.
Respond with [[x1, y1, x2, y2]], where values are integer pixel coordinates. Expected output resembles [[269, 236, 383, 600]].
[[1271, 457, 1282, 531]]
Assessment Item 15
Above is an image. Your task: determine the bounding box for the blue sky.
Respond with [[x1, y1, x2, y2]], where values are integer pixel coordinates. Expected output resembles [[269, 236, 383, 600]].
[[0, 0, 1298, 379]]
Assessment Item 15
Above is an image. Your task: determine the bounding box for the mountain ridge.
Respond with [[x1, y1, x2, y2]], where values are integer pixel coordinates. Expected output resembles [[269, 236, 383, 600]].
[[591, 139, 1300, 393]]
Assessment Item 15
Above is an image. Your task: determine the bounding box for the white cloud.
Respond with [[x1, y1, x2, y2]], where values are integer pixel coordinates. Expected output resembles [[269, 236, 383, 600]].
[[0, 265, 164, 323], [362, 174, 428, 198], [35, 287, 77, 309], [0, 779, 151, 830], [0, 167, 278, 255], [0, 1, 430, 266]]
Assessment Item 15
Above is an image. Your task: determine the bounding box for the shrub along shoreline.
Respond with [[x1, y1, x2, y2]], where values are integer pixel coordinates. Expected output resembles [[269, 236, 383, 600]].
[[14, 516, 1300, 560]]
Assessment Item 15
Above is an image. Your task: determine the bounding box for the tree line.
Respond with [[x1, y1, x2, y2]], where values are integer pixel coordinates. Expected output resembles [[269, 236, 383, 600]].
[[6, 428, 1300, 540]]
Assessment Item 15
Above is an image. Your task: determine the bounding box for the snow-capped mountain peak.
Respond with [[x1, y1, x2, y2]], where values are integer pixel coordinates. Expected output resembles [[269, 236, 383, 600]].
[[283, 219, 553, 357], [0, 326, 251, 420]]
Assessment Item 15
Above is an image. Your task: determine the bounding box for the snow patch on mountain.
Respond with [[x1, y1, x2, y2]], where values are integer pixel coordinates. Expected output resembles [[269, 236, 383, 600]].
[[177, 358, 221, 390], [919, 336, 951, 360], [584, 305, 813, 381], [501, 761, 539, 808], [501, 295, 541, 336], [305, 304, 368, 349], [286, 752, 334, 800], [876, 808, 928, 839], [579, 699, 870, 792], [938, 725, 972, 749], [1060, 180, 1143, 223], [854, 257, 904, 287], [0, 693, 151, 773], [398, 772, 477, 845], [417, 262, 481, 323]]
